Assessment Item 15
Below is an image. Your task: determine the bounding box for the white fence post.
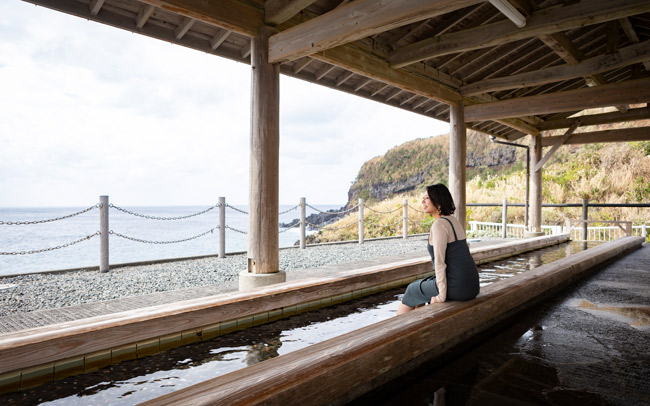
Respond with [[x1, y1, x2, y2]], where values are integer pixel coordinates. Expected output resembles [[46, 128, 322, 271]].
[[359, 198, 364, 245], [300, 197, 306, 249], [502, 199, 508, 238], [99, 195, 109, 273], [643, 224, 647, 240], [218, 197, 226, 258], [403, 199, 408, 240], [582, 199, 589, 241]]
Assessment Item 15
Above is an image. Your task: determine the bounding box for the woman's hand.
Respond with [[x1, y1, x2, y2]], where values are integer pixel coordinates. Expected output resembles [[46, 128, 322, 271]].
[[430, 296, 438, 304]]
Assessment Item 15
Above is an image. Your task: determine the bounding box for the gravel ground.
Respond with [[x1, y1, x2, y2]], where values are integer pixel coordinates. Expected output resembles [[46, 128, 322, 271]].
[[0, 237, 431, 316]]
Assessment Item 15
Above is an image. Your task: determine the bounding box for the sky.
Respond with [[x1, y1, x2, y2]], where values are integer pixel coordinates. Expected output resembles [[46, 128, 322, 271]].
[[0, 1, 450, 207]]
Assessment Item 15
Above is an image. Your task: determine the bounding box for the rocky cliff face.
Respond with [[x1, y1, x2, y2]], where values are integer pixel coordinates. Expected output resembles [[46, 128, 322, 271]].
[[345, 131, 525, 208]]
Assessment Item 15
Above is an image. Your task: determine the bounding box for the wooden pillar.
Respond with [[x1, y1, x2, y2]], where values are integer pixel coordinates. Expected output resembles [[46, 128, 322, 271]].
[[241, 25, 285, 290], [528, 134, 543, 236], [449, 102, 466, 229]]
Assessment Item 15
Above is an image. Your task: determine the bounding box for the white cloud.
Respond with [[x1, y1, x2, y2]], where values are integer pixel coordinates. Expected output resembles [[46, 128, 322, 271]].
[[0, 2, 449, 208]]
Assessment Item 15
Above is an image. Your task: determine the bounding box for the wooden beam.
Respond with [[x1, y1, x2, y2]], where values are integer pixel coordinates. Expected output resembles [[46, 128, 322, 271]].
[[89, 0, 105, 16], [268, 0, 483, 63], [315, 64, 336, 80], [538, 32, 582, 65], [137, 0, 263, 36], [534, 120, 581, 172], [354, 78, 373, 92], [541, 126, 650, 146], [389, 0, 650, 68], [619, 17, 650, 71], [292, 57, 313, 74], [462, 41, 650, 96], [314, 44, 462, 105], [210, 29, 231, 50], [464, 78, 650, 121], [174, 16, 195, 40], [450, 102, 466, 229], [539, 107, 650, 130], [135, 5, 155, 29], [336, 71, 356, 87], [265, 0, 317, 25]]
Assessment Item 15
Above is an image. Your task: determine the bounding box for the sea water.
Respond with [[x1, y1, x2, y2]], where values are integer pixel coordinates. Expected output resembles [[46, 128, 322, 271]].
[[0, 204, 340, 276]]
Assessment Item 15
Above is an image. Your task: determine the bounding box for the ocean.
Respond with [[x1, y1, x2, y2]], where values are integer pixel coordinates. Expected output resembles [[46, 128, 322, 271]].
[[0, 204, 340, 276]]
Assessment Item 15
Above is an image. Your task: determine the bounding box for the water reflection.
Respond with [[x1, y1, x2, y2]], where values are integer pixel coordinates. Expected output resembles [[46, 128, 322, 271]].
[[0, 241, 601, 406]]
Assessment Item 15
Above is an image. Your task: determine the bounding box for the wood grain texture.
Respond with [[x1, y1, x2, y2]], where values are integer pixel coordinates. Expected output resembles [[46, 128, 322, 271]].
[[0, 235, 570, 376], [141, 236, 643, 406], [464, 78, 650, 121]]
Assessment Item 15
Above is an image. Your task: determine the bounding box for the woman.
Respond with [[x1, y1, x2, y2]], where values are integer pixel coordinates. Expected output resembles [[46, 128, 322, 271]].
[[397, 184, 479, 315]]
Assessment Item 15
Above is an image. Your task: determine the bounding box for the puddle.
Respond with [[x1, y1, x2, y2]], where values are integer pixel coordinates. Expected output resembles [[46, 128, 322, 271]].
[[575, 299, 650, 330], [0, 241, 602, 405]]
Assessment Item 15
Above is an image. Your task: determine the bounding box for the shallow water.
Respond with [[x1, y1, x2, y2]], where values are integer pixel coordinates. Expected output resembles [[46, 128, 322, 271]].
[[0, 241, 601, 405]]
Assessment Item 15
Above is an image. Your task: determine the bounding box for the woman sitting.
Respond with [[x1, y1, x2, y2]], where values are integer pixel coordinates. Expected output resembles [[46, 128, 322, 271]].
[[397, 184, 479, 315]]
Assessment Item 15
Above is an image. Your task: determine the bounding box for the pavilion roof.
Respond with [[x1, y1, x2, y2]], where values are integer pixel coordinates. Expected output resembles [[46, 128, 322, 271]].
[[26, 0, 650, 141]]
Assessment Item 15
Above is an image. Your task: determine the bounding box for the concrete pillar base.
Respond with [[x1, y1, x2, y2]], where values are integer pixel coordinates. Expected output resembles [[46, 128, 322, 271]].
[[239, 270, 286, 291], [524, 231, 545, 238]]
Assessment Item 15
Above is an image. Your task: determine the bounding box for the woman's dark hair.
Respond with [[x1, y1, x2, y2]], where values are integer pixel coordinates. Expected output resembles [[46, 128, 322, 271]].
[[426, 184, 456, 215]]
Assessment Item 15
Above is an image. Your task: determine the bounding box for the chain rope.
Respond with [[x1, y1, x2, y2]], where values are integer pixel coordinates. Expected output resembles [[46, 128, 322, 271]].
[[306, 203, 359, 215], [365, 205, 403, 214], [279, 222, 300, 233], [408, 204, 427, 214], [0, 232, 100, 255], [109, 227, 218, 244], [109, 203, 219, 220], [0, 205, 99, 225], [225, 225, 248, 234], [226, 204, 249, 215], [279, 205, 299, 215]]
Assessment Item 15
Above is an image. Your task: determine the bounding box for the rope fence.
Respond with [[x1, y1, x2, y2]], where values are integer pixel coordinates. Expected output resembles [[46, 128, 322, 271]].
[[2, 196, 648, 273]]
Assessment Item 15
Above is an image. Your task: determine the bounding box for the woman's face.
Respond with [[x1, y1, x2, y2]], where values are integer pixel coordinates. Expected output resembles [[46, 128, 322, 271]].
[[422, 193, 439, 216]]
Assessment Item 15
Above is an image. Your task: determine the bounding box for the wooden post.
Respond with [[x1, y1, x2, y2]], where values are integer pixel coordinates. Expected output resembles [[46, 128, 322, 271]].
[[218, 197, 225, 258], [358, 198, 365, 244], [527, 134, 543, 236], [240, 25, 285, 290], [99, 195, 109, 273], [403, 199, 408, 239], [449, 102, 466, 229], [502, 198, 508, 238], [582, 199, 589, 241], [300, 197, 306, 249]]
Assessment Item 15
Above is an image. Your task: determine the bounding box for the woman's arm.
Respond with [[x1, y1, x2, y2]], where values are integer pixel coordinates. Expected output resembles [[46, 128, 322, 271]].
[[431, 221, 449, 303]]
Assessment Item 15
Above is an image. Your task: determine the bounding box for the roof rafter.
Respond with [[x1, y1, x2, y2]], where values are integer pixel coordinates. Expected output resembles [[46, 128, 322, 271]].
[[540, 126, 650, 146], [465, 78, 650, 121], [462, 40, 650, 96], [264, 0, 318, 25], [268, 0, 484, 64], [389, 0, 650, 68]]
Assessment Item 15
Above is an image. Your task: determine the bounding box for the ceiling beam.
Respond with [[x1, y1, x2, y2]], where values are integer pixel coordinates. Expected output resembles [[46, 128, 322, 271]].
[[89, 0, 105, 16], [389, 0, 650, 68], [539, 106, 650, 131], [136, 5, 156, 29], [138, 0, 263, 36], [313, 44, 462, 105], [265, 0, 318, 25], [462, 40, 650, 96], [540, 126, 650, 146], [535, 120, 581, 172], [174, 16, 195, 40], [268, 0, 483, 64], [619, 17, 650, 71], [465, 78, 650, 121]]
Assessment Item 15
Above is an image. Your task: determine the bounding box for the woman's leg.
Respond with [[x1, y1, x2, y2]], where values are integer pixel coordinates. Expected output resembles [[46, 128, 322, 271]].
[[397, 302, 414, 315]]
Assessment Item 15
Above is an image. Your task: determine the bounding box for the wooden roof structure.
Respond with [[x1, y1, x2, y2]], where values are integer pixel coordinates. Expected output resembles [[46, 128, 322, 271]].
[[23, 0, 650, 142]]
